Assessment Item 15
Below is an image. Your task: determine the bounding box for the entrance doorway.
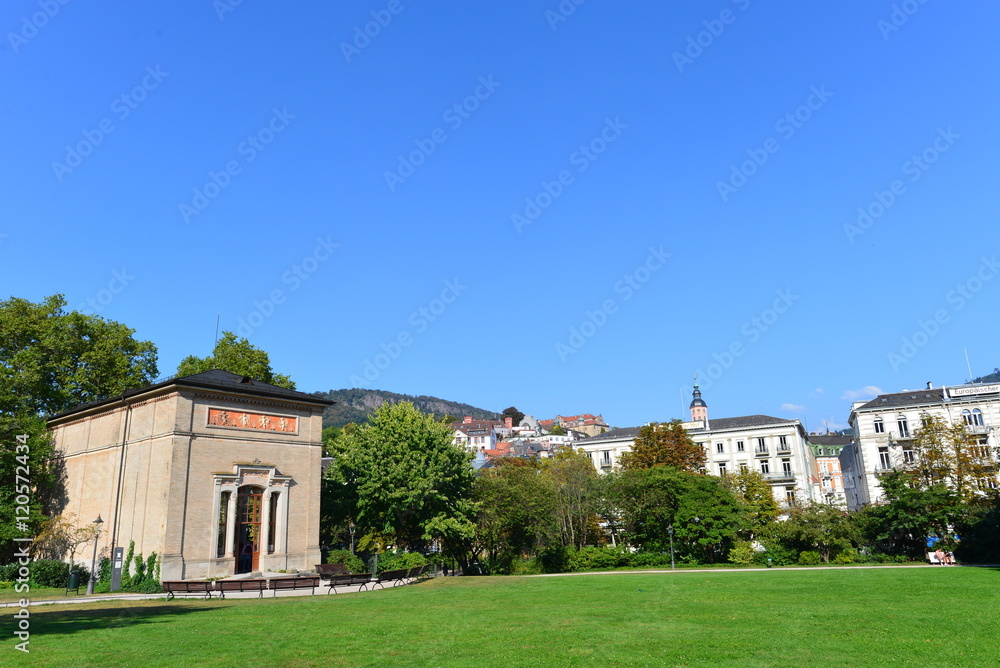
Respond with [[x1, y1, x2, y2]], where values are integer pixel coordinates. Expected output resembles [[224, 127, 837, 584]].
[[236, 486, 263, 573]]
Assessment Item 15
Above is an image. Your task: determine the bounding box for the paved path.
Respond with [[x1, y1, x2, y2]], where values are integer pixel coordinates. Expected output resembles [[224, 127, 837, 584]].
[[0, 572, 389, 608]]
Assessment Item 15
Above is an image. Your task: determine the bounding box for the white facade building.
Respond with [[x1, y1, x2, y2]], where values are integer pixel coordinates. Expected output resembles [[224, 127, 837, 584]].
[[574, 385, 815, 506], [842, 382, 1000, 510]]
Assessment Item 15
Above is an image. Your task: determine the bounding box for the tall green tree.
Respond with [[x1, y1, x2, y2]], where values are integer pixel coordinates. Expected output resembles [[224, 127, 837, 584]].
[[0, 294, 158, 556], [501, 406, 525, 427], [473, 459, 558, 573], [910, 415, 994, 501], [766, 502, 859, 562], [325, 402, 477, 565], [542, 448, 602, 549], [619, 420, 706, 472], [720, 468, 779, 539], [177, 331, 294, 389]]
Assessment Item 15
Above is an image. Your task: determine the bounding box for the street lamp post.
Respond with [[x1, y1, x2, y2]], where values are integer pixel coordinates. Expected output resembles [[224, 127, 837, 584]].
[[348, 521, 356, 554], [668, 524, 675, 570], [85, 516, 103, 596]]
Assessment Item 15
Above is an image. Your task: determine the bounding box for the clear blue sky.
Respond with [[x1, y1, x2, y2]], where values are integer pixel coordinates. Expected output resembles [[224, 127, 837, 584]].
[[3, 1, 998, 431]]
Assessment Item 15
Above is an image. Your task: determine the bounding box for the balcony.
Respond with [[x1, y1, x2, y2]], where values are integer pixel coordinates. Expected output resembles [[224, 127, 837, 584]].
[[754, 447, 769, 457], [966, 424, 988, 435], [776, 443, 792, 454], [765, 470, 796, 483]]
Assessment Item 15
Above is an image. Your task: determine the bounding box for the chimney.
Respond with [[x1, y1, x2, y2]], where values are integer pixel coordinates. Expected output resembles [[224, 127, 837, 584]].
[[463, 416, 472, 424], [926, 381, 933, 390], [504, 417, 513, 429]]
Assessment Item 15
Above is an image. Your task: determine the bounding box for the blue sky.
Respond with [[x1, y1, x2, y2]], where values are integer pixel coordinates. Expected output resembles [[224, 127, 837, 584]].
[[3, 1, 998, 431]]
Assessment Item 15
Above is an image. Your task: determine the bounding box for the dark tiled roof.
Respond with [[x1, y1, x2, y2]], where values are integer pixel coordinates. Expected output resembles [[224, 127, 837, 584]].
[[50, 369, 334, 421], [856, 389, 945, 411], [807, 435, 853, 446], [701, 415, 798, 431], [575, 426, 642, 444]]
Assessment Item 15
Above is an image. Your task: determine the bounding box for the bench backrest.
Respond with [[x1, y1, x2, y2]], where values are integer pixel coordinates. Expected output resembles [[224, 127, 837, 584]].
[[316, 563, 351, 576]]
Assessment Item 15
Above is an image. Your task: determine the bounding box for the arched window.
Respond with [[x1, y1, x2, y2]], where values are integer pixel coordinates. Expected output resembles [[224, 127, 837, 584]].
[[972, 409, 984, 427], [873, 417, 885, 434], [897, 415, 909, 438], [962, 410, 973, 425]]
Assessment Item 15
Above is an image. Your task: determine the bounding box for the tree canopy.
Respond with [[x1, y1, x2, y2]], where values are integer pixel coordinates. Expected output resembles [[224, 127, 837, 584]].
[[324, 402, 477, 560], [618, 420, 706, 472], [177, 331, 295, 389], [501, 406, 525, 427], [0, 294, 158, 556]]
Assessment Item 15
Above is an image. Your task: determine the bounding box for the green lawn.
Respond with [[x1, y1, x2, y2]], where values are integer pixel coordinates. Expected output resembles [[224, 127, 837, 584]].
[[3, 567, 998, 666]]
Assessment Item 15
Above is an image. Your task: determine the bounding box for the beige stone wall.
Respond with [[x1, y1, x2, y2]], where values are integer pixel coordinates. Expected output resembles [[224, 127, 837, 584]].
[[51, 384, 324, 581]]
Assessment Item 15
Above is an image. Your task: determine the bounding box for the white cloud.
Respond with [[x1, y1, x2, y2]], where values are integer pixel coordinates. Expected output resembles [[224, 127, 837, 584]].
[[780, 403, 807, 414], [822, 419, 848, 431], [812, 388, 824, 396], [840, 386, 882, 401]]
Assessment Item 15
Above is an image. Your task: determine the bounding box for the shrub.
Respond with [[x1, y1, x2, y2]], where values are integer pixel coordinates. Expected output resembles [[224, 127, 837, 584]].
[[569, 546, 631, 571], [325, 549, 365, 573], [25, 560, 89, 588], [0, 564, 20, 581], [728, 542, 757, 566], [797, 551, 822, 566], [629, 552, 674, 568], [833, 549, 857, 564], [378, 551, 428, 571], [538, 546, 570, 573], [511, 558, 542, 575]]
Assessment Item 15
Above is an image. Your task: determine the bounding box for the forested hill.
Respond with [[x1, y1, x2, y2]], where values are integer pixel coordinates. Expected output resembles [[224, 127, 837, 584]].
[[315, 388, 499, 428], [972, 369, 1000, 384]]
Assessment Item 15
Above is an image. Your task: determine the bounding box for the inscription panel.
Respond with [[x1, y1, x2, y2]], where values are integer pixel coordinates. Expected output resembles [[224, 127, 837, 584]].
[[207, 408, 298, 435]]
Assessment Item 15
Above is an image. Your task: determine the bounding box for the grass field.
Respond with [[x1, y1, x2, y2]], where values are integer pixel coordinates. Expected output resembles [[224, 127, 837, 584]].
[[3, 566, 998, 666]]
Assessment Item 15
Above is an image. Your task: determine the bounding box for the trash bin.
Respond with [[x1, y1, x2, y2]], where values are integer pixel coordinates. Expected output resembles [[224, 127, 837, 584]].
[[68, 571, 80, 592]]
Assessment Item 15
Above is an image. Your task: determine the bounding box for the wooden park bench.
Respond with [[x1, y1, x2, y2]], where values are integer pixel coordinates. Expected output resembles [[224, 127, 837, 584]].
[[315, 563, 351, 579], [325, 572, 373, 594], [215, 578, 267, 599], [371, 568, 412, 590], [267, 575, 320, 597], [163, 580, 215, 600]]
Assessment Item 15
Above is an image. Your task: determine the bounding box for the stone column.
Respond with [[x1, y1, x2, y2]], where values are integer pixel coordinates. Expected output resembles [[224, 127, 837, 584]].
[[260, 488, 272, 555], [224, 489, 237, 557]]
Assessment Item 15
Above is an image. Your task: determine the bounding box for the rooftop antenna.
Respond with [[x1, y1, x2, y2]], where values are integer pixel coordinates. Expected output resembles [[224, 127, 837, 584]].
[[679, 386, 684, 420], [964, 348, 974, 383], [214, 314, 220, 347]]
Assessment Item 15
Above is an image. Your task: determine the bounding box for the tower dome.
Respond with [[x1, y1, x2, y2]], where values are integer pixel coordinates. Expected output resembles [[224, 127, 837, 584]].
[[690, 380, 708, 423]]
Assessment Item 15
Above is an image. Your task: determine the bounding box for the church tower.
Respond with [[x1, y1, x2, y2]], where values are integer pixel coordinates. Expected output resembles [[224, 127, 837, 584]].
[[690, 380, 708, 424]]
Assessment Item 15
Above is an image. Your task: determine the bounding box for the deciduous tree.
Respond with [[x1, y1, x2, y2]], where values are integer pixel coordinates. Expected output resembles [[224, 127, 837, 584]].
[[0, 294, 158, 557], [618, 420, 706, 472], [325, 402, 477, 563], [177, 331, 294, 389]]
